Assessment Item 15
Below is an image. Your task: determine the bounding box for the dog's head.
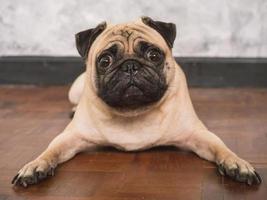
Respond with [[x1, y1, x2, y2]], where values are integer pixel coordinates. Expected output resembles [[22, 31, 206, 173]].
[[75, 17, 177, 114]]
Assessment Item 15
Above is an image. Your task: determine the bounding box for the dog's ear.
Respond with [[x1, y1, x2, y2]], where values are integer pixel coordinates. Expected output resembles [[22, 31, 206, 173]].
[[75, 22, 107, 59], [141, 16, 176, 48]]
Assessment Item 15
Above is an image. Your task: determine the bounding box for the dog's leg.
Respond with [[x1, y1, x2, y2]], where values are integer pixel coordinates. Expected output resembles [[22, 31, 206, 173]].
[[68, 72, 85, 118], [68, 72, 85, 105], [177, 130, 262, 185], [12, 130, 93, 187], [69, 106, 77, 118]]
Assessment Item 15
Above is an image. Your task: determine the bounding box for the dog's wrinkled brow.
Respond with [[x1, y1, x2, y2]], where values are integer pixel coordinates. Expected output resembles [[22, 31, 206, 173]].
[[137, 41, 151, 53], [134, 41, 161, 55], [103, 44, 118, 55]]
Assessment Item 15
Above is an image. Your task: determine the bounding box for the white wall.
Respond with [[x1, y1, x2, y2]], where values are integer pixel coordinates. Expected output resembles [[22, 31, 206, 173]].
[[0, 0, 266, 57]]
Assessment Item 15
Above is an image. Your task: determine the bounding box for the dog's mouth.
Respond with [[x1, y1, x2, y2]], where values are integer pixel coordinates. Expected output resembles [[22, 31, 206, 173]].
[[100, 82, 166, 109], [123, 85, 143, 98], [119, 85, 147, 107]]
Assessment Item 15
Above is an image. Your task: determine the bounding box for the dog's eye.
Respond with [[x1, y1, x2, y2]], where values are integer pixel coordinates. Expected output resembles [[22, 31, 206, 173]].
[[146, 48, 162, 62], [99, 54, 113, 68]]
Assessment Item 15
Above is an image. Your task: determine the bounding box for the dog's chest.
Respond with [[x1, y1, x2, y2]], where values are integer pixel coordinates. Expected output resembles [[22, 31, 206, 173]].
[[99, 120, 167, 151]]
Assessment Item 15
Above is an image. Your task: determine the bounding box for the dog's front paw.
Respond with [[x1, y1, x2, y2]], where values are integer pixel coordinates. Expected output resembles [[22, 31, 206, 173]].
[[12, 159, 55, 187], [217, 155, 261, 185]]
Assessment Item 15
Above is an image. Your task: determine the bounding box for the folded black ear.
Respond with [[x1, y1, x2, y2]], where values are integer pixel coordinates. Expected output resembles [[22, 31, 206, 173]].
[[142, 16, 176, 48], [75, 22, 107, 59]]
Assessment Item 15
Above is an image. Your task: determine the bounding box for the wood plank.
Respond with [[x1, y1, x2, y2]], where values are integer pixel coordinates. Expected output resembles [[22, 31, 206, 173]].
[[0, 86, 266, 199]]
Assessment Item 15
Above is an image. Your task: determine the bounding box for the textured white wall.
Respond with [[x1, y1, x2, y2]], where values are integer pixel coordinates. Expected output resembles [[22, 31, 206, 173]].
[[0, 0, 266, 57]]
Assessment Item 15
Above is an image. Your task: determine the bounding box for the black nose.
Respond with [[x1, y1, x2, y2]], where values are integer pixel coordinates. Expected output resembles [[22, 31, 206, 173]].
[[121, 60, 141, 74]]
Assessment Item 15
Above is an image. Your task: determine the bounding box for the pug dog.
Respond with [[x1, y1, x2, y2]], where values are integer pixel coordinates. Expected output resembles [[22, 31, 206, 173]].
[[12, 17, 261, 187]]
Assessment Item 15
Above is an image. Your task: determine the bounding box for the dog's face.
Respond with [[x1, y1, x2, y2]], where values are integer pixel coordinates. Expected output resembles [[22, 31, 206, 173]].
[[75, 17, 176, 112], [95, 34, 168, 109]]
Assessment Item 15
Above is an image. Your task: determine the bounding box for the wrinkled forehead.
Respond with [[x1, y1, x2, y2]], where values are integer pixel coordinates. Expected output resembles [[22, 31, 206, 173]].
[[91, 22, 169, 56]]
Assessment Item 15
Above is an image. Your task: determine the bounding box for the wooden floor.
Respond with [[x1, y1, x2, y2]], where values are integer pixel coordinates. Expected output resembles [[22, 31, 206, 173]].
[[0, 86, 267, 200]]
